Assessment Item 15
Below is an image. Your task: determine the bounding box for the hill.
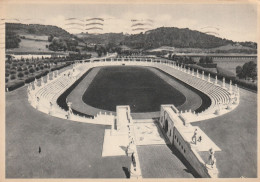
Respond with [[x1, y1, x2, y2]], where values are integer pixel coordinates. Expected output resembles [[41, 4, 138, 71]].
[[6, 23, 257, 54], [148, 44, 257, 54], [77, 27, 256, 54], [6, 23, 85, 53], [77, 32, 125, 45], [122, 27, 234, 49], [6, 23, 72, 39]]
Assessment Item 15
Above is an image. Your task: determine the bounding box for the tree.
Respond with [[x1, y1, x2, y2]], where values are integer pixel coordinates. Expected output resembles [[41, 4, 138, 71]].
[[199, 57, 206, 64], [5, 31, 21, 49], [17, 67, 22, 71], [24, 71, 29, 77], [10, 74, 16, 80], [28, 27, 36, 34], [17, 72, 24, 79], [236, 66, 243, 78], [48, 34, 54, 42], [29, 68, 35, 75], [237, 61, 257, 81]]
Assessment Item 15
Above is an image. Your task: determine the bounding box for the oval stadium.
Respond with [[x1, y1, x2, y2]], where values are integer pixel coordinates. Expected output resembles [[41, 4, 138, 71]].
[[6, 56, 257, 178], [4, 3, 258, 179]]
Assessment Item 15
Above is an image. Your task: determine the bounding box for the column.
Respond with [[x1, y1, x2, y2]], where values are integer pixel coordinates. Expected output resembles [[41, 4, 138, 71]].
[[215, 75, 218, 85], [202, 71, 204, 80], [208, 73, 211, 82]]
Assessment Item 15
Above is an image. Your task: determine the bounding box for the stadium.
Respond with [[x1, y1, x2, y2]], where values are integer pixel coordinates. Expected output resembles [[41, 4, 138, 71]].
[[6, 55, 257, 178], [3, 2, 258, 180]]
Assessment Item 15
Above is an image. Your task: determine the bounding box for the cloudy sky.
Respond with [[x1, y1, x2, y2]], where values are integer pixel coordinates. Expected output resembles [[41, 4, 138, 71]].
[[3, 3, 258, 42]]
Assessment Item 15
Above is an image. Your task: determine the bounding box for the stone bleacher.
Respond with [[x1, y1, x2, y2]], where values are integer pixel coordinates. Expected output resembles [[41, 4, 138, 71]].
[[27, 57, 240, 125]]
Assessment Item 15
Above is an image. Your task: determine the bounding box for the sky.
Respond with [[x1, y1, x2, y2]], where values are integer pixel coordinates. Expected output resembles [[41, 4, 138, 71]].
[[3, 3, 258, 42]]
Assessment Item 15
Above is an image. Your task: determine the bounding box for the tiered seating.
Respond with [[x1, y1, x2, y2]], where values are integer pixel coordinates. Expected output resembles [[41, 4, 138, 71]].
[[155, 64, 232, 114], [35, 76, 73, 102], [27, 58, 238, 124]]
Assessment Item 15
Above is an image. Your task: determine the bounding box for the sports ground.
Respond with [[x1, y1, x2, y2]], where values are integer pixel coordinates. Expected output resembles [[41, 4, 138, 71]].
[[5, 65, 257, 178], [67, 66, 206, 119]]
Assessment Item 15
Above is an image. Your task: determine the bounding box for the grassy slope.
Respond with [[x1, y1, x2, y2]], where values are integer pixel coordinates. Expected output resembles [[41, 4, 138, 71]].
[[7, 39, 51, 52]]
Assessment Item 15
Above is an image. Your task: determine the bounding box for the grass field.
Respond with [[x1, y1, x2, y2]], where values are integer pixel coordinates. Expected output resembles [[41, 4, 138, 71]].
[[82, 66, 186, 113], [214, 58, 257, 75], [7, 39, 50, 52]]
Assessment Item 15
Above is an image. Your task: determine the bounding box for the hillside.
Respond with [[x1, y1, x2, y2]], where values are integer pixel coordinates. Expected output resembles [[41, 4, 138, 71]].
[[122, 27, 234, 49], [77, 32, 125, 45], [148, 44, 257, 54], [6, 23, 85, 53], [6, 23, 72, 39], [5, 23, 257, 54]]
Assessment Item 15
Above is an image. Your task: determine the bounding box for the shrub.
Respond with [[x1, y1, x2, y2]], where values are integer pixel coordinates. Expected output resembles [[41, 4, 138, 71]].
[[6, 81, 25, 91], [35, 67, 40, 71], [5, 73, 9, 77], [29, 68, 35, 74], [5, 64, 10, 69], [17, 67, 22, 71], [10, 74, 16, 80], [12, 62, 18, 67], [17, 72, 24, 79], [10, 70, 16, 74], [5, 78, 8, 83], [197, 63, 217, 68], [24, 71, 29, 76], [25, 77, 35, 83], [42, 70, 49, 76], [35, 73, 43, 79]]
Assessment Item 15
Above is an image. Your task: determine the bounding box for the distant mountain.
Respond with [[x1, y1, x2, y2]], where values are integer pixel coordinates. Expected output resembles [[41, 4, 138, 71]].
[[122, 27, 235, 49], [76, 32, 125, 45], [5, 23, 257, 54], [77, 27, 256, 53]]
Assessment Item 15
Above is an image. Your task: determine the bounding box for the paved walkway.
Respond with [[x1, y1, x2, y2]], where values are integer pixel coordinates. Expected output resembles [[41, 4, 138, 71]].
[[137, 145, 196, 178]]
